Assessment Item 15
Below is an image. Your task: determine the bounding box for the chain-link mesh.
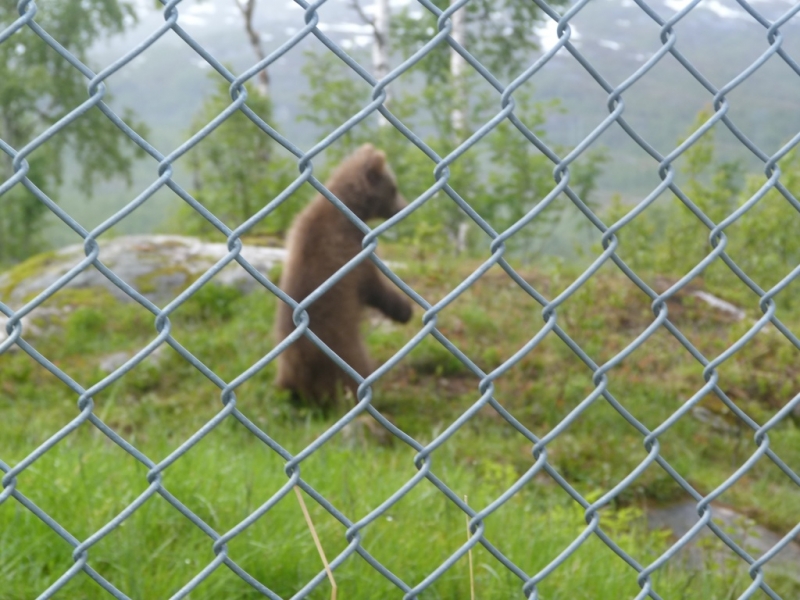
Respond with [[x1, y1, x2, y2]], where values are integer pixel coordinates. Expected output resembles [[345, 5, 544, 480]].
[[2, 0, 800, 598]]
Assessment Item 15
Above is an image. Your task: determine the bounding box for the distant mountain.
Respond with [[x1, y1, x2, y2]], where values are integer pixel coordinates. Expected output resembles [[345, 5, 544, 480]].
[[46, 0, 800, 248]]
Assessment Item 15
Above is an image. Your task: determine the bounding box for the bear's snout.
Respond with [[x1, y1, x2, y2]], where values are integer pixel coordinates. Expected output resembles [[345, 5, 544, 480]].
[[392, 192, 408, 216]]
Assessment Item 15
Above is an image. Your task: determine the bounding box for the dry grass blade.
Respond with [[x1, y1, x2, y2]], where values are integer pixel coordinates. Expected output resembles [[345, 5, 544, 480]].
[[295, 486, 337, 600]]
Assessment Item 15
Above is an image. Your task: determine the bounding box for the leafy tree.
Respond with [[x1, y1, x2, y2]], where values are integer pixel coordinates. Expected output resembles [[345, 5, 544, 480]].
[[607, 108, 800, 310], [299, 51, 373, 166], [307, 0, 602, 259], [481, 92, 606, 254], [298, 50, 482, 250], [298, 49, 605, 258], [606, 111, 743, 278], [391, 0, 568, 148], [180, 78, 298, 239], [724, 154, 800, 306], [392, 0, 564, 85], [609, 109, 743, 276], [0, 0, 145, 264]]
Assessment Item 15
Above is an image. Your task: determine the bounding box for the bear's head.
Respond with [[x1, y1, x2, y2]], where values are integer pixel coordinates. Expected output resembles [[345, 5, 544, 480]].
[[330, 144, 408, 221], [362, 145, 407, 220]]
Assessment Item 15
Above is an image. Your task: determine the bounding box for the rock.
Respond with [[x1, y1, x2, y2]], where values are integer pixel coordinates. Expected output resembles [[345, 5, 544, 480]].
[[690, 290, 746, 321], [0, 306, 69, 351], [340, 413, 395, 447], [98, 343, 169, 373], [98, 351, 134, 373], [647, 500, 800, 582], [0, 235, 286, 307], [690, 406, 740, 434], [0, 235, 286, 347], [652, 276, 746, 322], [0, 315, 32, 352]]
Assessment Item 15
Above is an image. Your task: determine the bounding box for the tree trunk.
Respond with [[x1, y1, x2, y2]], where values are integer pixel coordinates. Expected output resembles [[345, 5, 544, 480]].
[[450, 0, 467, 137], [351, 0, 391, 125], [374, 0, 390, 125], [372, 0, 390, 83], [450, 0, 468, 253]]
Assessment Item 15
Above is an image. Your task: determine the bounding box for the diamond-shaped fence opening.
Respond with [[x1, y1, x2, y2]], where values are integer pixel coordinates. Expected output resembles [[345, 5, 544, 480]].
[[2, 0, 800, 597]]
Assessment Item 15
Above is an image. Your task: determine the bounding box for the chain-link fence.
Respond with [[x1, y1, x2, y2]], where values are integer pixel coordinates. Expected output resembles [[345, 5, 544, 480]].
[[2, 0, 800, 598]]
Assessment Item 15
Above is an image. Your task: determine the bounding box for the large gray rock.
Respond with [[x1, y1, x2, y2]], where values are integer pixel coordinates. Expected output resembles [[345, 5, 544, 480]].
[[648, 501, 800, 582], [0, 235, 286, 307], [0, 235, 286, 348]]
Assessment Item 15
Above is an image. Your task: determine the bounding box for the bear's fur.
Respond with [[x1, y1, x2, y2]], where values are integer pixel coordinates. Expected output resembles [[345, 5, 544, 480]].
[[275, 144, 413, 407]]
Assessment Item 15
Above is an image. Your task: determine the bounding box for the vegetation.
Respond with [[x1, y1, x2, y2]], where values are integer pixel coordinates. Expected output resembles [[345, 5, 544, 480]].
[[0, 0, 146, 264], [296, 51, 607, 255], [4, 2, 800, 598], [166, 0, 599, 252], [178, 78, 298, 240], [2, 250, 800, 598], [607, 109, 800, 311], [27, 0, 800, 249]]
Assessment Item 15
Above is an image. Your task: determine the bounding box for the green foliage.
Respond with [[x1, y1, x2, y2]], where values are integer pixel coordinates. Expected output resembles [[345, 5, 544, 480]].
[[178, 78, 298, 238], [459, 304, 498, 336], [299, 50, 472, 244], [0, 0, 146, 264], [1, 420, 762, 599], [178, 282, 243, 322], [404, 219, 451, 262], [392, 0, 566, 85], [607, 108, 800, 310], [406, 335, 469, 377], [64, 306, 109, 353], [386, 0, 580, 259], [299, 51, 606, 259], [480, 92, 607, 251], [298, 51, 370, 165], [3, 252, 800, 597]]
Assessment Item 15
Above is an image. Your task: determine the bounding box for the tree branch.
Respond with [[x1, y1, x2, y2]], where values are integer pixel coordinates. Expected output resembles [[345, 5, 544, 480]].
[[350, 0, 379, 38], [233, 0, 270, 97]]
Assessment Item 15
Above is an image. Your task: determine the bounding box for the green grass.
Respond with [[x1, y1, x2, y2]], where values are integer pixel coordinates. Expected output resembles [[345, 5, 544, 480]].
[[2, 257, 800, 599], [0, 420, 768, 600]]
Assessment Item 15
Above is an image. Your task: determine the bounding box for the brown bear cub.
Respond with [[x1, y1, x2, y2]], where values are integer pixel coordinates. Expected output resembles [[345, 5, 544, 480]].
[[275, 144, 413, 407]]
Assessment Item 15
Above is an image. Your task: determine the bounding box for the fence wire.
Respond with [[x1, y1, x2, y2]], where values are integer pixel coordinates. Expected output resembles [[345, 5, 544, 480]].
[[2, 0, 800, 598]]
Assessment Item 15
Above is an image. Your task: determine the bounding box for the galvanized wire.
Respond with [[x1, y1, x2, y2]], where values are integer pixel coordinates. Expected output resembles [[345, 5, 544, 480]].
[[1, 0, 799, 598]]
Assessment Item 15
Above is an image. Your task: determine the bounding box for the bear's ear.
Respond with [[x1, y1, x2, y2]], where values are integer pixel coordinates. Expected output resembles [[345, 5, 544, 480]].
[[365, 149, 387, 185]]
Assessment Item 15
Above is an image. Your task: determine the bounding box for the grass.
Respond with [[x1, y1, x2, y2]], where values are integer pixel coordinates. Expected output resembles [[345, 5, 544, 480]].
[[2, 251, 800, 599], [0, 422, 771, 600]]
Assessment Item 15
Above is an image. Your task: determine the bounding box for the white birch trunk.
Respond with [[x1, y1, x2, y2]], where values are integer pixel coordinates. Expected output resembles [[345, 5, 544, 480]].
[[450, 0, 467, 136], [373, 0, 391, 126], [350, 0, 391, 125], [450, 0, 468, 252], [372, 0, 390, 82]]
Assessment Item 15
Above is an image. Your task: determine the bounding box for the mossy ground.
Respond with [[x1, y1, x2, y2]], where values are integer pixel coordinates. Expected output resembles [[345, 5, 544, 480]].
[[0, 250, 60, 300]]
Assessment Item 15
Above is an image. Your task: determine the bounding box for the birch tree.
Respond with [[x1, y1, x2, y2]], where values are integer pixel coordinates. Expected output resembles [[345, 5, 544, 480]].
[[449, 0, 467, 137], [350, 0, 392, 124], [0, 0, 145, 264]]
